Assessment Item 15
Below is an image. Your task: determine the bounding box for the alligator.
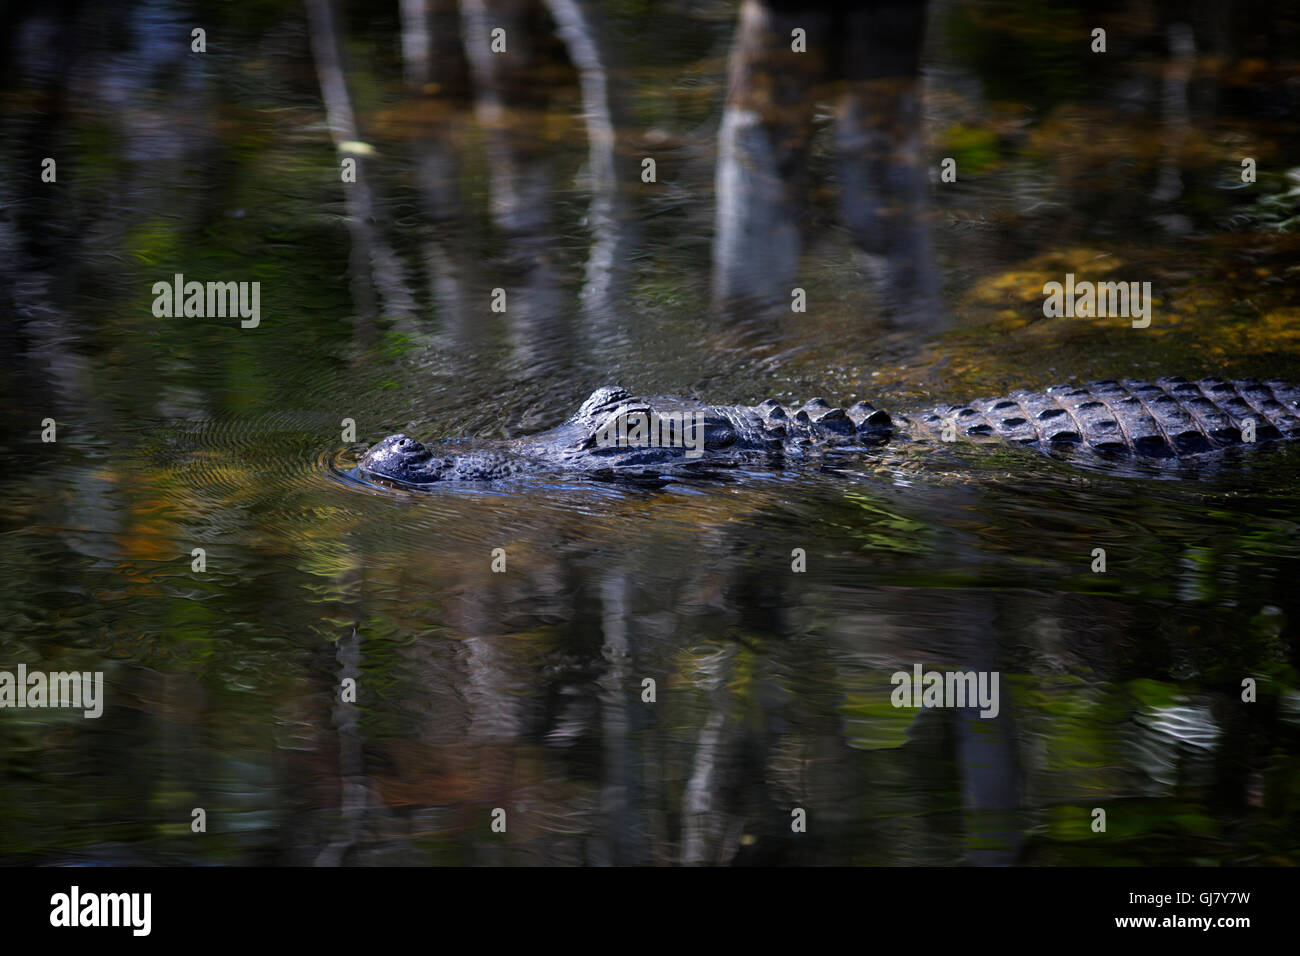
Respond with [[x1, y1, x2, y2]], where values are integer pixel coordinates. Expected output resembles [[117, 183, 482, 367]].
[[359, 377, 1300, 485]]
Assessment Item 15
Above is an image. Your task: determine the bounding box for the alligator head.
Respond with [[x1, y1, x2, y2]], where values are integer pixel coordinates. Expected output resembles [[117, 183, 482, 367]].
[[360, 434, 528, 483], [359, 386, 743, 485], [358, 386, 894, 485]]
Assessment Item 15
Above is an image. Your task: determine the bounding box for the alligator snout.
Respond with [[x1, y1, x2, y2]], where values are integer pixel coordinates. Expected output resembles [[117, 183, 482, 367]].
[[360, 432, 440, 482], [379, 434, 433, 463], [393, 436, 430, 459]]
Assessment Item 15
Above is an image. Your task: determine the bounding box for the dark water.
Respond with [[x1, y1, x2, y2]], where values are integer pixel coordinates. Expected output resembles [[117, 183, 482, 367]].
[[2, 0, 1299, 865]]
